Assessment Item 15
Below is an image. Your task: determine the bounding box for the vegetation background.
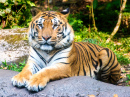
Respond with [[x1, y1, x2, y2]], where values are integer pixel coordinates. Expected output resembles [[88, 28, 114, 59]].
[[0, 0, 130, 85]]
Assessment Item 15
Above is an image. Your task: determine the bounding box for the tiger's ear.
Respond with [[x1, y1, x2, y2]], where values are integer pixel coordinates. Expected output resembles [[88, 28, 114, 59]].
[[31, 7, 41, 17], [60, 8, 70, 18]]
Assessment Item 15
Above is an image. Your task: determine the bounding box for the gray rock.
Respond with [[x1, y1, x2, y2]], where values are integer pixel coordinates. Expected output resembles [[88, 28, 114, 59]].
[[0, 69, 130, 97], [0, 28, 29, 65]]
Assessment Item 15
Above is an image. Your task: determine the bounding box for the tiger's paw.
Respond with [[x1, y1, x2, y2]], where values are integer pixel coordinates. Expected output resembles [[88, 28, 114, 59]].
[[26, 74, 48, 92], [11, 73, 31, 88]]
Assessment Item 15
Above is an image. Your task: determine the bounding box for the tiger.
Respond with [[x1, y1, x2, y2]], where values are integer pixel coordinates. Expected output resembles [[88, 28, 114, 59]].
[[11, 8, 121, 92]]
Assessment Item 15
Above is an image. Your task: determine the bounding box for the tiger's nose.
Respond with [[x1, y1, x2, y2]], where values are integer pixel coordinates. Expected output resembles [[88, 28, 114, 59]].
[[42, 36, 51, 40]]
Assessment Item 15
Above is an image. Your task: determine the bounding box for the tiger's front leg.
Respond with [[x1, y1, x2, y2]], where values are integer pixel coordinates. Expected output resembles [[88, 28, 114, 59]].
[[26, 63, 71, 92], [11, 60, 39, 87]]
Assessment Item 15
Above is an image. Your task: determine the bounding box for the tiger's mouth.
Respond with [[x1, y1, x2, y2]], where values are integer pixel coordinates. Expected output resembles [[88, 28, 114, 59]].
[[39, 43, 54, 51]]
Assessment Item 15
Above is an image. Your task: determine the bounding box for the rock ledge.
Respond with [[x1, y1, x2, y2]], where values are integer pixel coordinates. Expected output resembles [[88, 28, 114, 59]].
[[0, 69, 130, 97]]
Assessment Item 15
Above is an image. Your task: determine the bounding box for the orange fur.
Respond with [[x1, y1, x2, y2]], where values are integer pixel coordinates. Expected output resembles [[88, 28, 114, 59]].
[[12, 9, 121, 92]]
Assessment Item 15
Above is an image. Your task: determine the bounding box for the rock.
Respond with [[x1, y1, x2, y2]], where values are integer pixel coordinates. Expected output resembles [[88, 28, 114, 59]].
[[0, 28, 29, 65], [0, 70, 130, 97]]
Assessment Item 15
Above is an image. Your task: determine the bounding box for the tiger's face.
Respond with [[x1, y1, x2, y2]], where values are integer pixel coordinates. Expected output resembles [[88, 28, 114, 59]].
[[28, 9, 74, 52]]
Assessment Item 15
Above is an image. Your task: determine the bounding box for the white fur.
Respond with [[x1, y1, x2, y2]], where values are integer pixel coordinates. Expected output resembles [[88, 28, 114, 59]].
[[55, 24, 74, 48], [22, 16, 74, 91], [40, 45, 53, 51]]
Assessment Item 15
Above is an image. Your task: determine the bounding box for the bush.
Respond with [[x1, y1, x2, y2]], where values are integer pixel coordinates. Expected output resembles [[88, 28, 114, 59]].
[[0, 0, 35, 28]]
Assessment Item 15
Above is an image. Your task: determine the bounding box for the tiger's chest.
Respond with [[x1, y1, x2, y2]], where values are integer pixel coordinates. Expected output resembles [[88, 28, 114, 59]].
[[28, 46, 72, 68]]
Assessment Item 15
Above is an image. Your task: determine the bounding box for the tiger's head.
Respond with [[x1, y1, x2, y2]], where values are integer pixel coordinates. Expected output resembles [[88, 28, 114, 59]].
[[28, 8, 74, 52]]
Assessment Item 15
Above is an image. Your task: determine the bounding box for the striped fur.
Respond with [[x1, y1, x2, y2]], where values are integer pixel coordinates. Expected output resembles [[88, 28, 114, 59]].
[[11, 9, 121, 92]]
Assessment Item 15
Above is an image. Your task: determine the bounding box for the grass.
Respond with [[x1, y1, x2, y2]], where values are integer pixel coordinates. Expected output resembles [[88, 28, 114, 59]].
[[0, 60, 26, 72]]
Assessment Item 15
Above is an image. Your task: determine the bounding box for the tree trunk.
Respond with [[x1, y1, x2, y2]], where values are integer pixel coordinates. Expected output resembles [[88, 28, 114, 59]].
[[106, 0, 127, 43], [88, 4, 92, 33], [91, 1, 97, 31]]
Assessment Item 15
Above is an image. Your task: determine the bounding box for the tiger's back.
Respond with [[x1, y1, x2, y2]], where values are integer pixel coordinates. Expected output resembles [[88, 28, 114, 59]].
[[70, 42, 121, 84]]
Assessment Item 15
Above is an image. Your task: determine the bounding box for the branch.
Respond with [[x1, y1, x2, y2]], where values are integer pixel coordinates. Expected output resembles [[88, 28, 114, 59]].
[[106, 0, 127, 43]]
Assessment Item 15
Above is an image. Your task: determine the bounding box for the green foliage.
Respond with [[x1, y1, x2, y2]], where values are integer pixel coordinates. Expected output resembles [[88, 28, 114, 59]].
[[0, 0, 35, 28], [68, 14, 84, 32], [106, 0, 120, 10], [83, 32, 130, 65], [126, 74, 130, 86], [127, 74, 130, 80], [0, 60, 26, 72], [69, 12, 130, 65], [93, 0, 98, 9], [94, 0, 120, 32]]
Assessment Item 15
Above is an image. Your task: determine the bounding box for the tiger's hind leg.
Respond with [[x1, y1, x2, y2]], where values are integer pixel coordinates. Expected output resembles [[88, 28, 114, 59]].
[[97, 48, 121, 84]]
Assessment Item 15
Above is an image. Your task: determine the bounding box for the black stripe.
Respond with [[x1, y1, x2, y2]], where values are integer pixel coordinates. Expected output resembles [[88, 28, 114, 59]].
[[99, 59, 102, 67], [102, 51, 112, 70], [76, 43, 92, 76], [87, 44, 97, 57], [48, 45, 71, 63], [94, 71, 97, 76], [30, 55, 43, 69], [65, 23, 67, 31], [102, 53, 115, 73], [76, 43, 88, 76], [111, 73, 120, 76], [110, 63, 119, 71], [77, 66, 80, 76], [90, 53, 98, 69], [75, 45, 81, 76], [59, 62, 69, 64], [110, 77, 116, 83], [76, 42, 90, 62], [110, 69, 120, 73], [93, 44, 100, 52], [101, 76, 109, 79], [88, 43, 94, 48], [83, 64, 86, 76], [32, 63, 39, 73], [54, 57, 69, 61], [104, 48, 109, 57], [88, 64, 92, 77], [33, 48, 47, 65]]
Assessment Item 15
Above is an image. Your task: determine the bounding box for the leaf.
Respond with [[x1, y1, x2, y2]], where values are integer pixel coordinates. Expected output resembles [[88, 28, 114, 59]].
[[86, 5, 90, 8], [93, 0, 98, 9], [5, 8, 11, 13], [126, 74, 130, 80], [27, 1, 35, 7], [0, 10, 5, 17], [0, 0, 7, 3]]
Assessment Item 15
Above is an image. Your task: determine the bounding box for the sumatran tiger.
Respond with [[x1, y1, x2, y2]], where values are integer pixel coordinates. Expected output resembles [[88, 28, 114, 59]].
[[11, 8, 121, 92]]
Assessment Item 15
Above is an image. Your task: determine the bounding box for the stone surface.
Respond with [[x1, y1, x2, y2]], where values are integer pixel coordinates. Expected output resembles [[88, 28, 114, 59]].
[[0, 69, 130, 97], [0, 28, 29, 65]]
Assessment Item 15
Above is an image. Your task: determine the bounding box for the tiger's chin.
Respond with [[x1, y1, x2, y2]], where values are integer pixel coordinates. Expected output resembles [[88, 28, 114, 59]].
[[40, 44, 54, 51]]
